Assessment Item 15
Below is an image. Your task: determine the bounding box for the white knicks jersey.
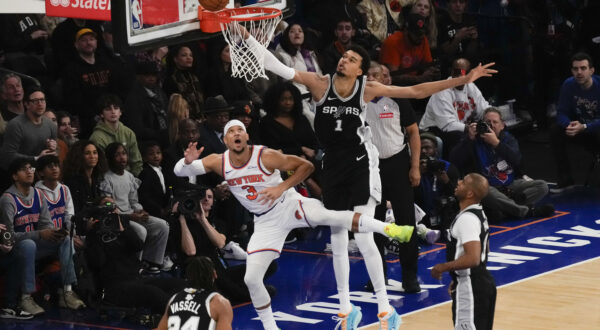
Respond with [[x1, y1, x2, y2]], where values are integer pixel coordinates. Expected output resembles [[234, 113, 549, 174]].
[[222, 146, 286, 215]]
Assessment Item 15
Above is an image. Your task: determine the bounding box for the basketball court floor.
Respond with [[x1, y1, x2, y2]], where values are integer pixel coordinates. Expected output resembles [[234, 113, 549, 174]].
[[0, 186, 598, 329]]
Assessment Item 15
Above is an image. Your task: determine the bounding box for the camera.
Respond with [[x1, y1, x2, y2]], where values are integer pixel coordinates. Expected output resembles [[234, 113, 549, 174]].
[[174, 185, 208, 216], [421, 155, 446, 173], [74, 202, 121, 242], [476, 120, 490, 135], [0, 229, 14, 246]]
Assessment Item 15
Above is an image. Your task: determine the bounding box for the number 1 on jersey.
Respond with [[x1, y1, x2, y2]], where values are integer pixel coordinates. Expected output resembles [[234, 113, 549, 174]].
[[335, 119, 343, 131]]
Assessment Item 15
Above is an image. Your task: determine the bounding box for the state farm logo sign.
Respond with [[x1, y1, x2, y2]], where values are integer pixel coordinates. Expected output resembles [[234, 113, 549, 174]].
[[46, 0, 111, 21]]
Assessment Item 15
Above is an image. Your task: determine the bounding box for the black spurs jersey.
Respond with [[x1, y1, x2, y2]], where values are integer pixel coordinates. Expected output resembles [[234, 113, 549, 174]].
[[446, 206, 491, 279], [314, 74, 371, 152], [166, 288, 217, 330]]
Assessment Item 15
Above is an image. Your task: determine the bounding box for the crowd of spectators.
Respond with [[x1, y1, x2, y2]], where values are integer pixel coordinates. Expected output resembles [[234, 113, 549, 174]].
[[0, 0, 599, 324]]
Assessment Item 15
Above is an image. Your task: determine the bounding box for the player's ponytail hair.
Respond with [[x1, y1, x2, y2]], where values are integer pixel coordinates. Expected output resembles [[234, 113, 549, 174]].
[[186, 256, 217, 291]]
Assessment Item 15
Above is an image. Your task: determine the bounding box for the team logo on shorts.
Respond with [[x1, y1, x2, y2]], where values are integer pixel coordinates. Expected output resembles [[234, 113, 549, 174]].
[[295, 210, 302, 220]]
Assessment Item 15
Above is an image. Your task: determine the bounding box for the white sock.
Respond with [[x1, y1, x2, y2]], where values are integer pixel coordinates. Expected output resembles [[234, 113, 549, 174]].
[[64, 284, 72, 292], [358, 214, 388, 235], [330, 226, 352, 314], [257, 306, 278, 330], [355, 233, 391, 313]]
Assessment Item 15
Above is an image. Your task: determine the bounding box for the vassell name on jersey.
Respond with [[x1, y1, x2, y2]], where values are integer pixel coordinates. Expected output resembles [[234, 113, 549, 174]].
[[169, 296, 202, 315]]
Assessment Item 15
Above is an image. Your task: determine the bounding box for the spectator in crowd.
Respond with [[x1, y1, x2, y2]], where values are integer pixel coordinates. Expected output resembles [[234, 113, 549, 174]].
[[163, 45, 205, 120], [123, 60, 169, 148], [163, 119, 208, 188], [50, 18, 105, 74], [0, 220, 33, 320], [200, 96, 231, 157], [381, 64, 393, 85], [357, 0, 402, 42], [170, 185, 276, 305], [138, 141, 175, 219], [1, 73, 25, 122], [100, 142, 170, 273], [409, 0, 438, 53], [274, 23, 322, 120], [550, 52, 600, 191], [205, 41, 251, 103], [419, 58, 490, 158], [364, 61, 422, 293], [84, 211, 186, 314], [156, 257, 233, 330], [56, 111, 79, 148], [415, 132, 460, 232], [450, 107, 554, 223], [0, 14, 48, 77], [89, 94, 143, 176], [62, 28, 120, 137], [380, 13, 439, 85], [0, 87, 57, 173], [260, 82, 320, 162], [0, 158, 86, 316], [303, 0, 369, 50], [62, 140, 108, 214], [322, 18, 358, 75], [437, 0, 479, 74], [34, 155, 74, 232], [231, 100, 261, 144], [43, 109, 68, 163], [167, 94, 190, 145]]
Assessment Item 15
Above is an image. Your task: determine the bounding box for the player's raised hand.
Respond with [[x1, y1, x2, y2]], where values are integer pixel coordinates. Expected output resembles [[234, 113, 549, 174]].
[[184, 142, 204, 165], [466, 62, 497, 83]]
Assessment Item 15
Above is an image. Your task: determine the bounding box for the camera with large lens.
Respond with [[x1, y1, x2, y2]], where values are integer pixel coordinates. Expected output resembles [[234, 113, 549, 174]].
[[175, 185, 208, 216], [0, 229, 15, 246], [437, 196, 459, 228], [421, 155, 446, 173], [75, 202, 121, 242], [476, 120, 491, 135]]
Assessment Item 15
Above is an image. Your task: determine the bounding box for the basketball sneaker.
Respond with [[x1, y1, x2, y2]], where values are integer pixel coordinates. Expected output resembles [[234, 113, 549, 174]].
[[384, 224, 414, 243], [332, 304, 362, 330], [378, 308, 402, 330]]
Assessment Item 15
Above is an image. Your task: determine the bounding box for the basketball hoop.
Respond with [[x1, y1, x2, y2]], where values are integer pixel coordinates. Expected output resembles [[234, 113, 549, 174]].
[[199, 7, 282, 82]]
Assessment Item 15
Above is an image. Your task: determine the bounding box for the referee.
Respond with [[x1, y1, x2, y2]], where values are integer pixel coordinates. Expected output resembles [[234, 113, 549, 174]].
[[365, 61, 422, 293], [431, 173, 496, 330]]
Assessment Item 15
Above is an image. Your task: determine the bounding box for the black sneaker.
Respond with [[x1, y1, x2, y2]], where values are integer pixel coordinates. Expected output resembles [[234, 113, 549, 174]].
[[142, 261, 161, 274], [0, 307, 34, 320], [402, 273, 421, 293], [531, 204, 555, 218]]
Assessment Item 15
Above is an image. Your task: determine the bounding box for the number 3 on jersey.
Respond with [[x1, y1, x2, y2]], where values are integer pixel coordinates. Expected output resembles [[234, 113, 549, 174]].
[[241, 185, 258, 200]]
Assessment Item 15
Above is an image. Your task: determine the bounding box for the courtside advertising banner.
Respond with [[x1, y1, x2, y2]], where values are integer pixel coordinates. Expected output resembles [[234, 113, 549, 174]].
[[45, 0, 111, 21]]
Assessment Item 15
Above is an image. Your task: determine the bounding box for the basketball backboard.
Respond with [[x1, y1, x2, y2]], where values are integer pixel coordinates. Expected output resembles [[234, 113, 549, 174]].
[[112, 0, 293, 53]]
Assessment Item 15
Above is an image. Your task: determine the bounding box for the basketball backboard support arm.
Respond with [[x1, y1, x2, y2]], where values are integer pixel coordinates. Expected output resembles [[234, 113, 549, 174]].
[[112, 0, 294, 54]]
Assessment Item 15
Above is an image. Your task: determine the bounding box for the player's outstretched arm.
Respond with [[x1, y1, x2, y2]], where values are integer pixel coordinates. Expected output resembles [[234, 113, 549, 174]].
[[173, 142, 223, 177], [366, 62, 497, 101], [239, 25, 327, 97], [256, 149, 315, 205], [211, 294, 233, 330]]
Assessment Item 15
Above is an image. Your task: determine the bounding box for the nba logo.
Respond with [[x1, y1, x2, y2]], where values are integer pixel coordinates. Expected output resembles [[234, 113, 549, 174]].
[[131, 0, 143, 30]]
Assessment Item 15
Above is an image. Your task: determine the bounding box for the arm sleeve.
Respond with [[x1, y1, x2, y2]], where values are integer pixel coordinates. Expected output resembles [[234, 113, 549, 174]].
[[471, 85, 490, 118], [398, 99, 416, 126], [247, 35, 296, 80], [174, 158, 206, 177], [37, 197, 54, 230], [1, 121, 35, 169], [63, 185, 74, 230], [129, 175, 144, 212]]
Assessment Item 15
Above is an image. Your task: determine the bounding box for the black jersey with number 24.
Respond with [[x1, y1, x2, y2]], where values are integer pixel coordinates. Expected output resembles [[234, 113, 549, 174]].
[[166, 287, 217, 330]]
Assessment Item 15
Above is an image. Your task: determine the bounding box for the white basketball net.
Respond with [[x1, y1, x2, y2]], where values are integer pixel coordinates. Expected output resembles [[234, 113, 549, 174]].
[[220, 9, 282, 82]]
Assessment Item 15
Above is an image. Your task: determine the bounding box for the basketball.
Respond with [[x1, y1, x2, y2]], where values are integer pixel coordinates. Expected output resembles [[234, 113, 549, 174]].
[[199, 0, 229, 12]]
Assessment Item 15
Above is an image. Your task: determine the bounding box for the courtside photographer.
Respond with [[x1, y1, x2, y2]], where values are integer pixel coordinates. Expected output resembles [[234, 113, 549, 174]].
[[82, 203, 187, 317], [169, 183, 277, 305], [415, 133, 460, 233]]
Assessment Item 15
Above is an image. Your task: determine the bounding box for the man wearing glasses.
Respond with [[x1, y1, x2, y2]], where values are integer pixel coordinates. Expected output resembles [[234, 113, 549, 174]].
[[419, 58, 490, 158], [0, 88, 58, 181]]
